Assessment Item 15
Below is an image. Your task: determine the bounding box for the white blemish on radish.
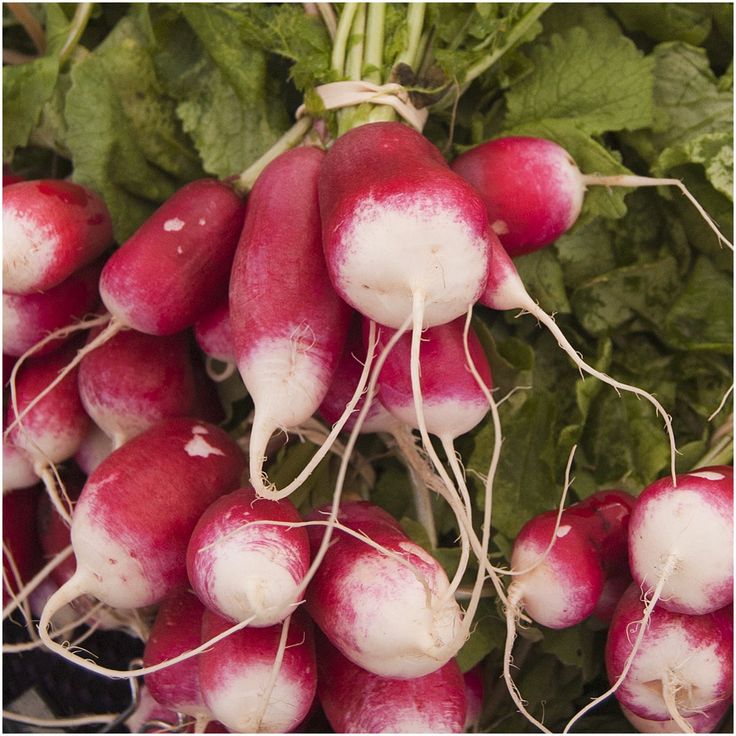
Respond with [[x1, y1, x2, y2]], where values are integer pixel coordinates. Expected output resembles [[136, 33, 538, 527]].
[[556, 525, 572, 538], [192, 425, 209, 435], [690, 470, 725, 481], [198, 218, 206, 225], [185, 435, 225, 458], [491, 219, 509, 235], [163, 218, 185, 232], [176, 246, 183, 255]]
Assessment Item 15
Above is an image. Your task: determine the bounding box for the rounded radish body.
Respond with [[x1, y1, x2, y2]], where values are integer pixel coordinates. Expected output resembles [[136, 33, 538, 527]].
[[3, 443, 37, 492], [194, 298, 234, 363], [509, 510, 605, 628], [317, 634, 467, 733], [620, 701, 731, 733], [606, 584, 733, 723], [143, 591, 210, 720], [451, 137, 584, 256], [372, 316, 492, 439], [3, 260, 102, 358], [3, 179, 112, 294], [306, 501, 463, 679], [319, 121, 490, 329], [77, 328, 196, 446], [199, 608, 317, 733], [628, 466, 733, 615], [100, 179, 245, 335], [187, 487, 310, 626], [229, 147, 351, 494], [5, 346, 90, 469], [59, 418, 245, 609], [74, 423, 113, 475]]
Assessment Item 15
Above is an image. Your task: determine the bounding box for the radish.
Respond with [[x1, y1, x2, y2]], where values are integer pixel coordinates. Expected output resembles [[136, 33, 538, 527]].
[[186, 487, 310, 626], [317, 633, 467, 733], [194, 297, 235, 381], [305, 500, 463, 679], [620, 700, 731, 734], [451, 136, 732, 256], [464, 664, 485, 731], [229, 146, 352, 500], [37, 417, 245, 675], [199, 608, 317, 733], [605, 584, 733, 728], [124, 685, 185, 734], [479, 228, 677, 481], [3, 443, 37, 493], [3, 486, 42, 607], [3, 179, 112, 294], [143, 590, 212, 725], [74, 422, 113, 475], [3, 260, 102, 358], [628, 466, 733, 616], [77, 327, 196, 448]]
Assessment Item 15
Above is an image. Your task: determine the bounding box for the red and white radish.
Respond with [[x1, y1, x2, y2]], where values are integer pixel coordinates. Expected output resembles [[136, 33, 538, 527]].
[[3, 179, 112, 294], [3, 443, 37, 493], [606, 584, 733, 728], [77, 327, 196, 448], [199, 608, 317, 733], [37, 417, 245, 675], [463, 664, 485, 730], [305, 500, 463, 679], [451, 136, 732, 255], [194, 297, 235, 381], [317, 633, 467, 733], [186, 487, 310, 626], [74, 422, 113, 476], [620, 700, 731, 734], [3, 259, 102, 358], [229, 146, 352, 500]]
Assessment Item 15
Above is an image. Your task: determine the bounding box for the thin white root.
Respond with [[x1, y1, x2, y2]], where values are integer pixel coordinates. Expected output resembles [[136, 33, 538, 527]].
[[38, 464, 73, 526], [254, 615, 292, 731], [708, 385, 733, 422], [204, 356, 236, 383], [2, 710, 119, 727], [662, 672, 695, 733]]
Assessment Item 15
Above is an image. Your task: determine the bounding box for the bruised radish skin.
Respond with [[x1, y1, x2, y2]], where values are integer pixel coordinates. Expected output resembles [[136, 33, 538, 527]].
[[199, 608, 317, 733], [143, 591, 211, 720], [230, 147, 351, 498], [78, 328, 196, 447], [628, 466, 733, 615], [3, 180, 112, 294], [606, 584, 733, 723], [100, 179, 246, 336], [3, 260, 102, 358], [187, 487, 310, 626], [620, 701, 731, 733], [306, 501, 463, 679], [451, 137, 584, 256], [317, 633, 467, 733], [194, 298, 235, 363], [319, 121, 490, 330], [509, 511, 605, 629]]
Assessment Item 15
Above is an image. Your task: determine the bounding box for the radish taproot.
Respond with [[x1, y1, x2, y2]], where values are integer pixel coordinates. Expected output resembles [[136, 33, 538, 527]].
[[451, 136, 732, 255], [229, 146, 352, 500], [186, 487, 310, 626], [3, 180, 112, 294]]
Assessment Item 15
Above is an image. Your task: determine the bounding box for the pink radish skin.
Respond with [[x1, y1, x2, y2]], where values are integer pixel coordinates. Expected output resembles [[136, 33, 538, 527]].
[[606, 584, 733, 723], [628, 466, 733, 615], [3, 443, 37, 492], [100, 179, 245, 336], [229, 147, 351, 498], [3, 180, 112, 294], [3, 260, 102, 358], [317, 633, 467, 733], [319, 121, 490, 330], [371, 316, 492, 439], [187, 487, 310, 626], [509, 510, 605, 629], [194, 298, 235, 363], [78, 328, 196, 447], [620, 701, 731, 733], [74, 423, 113, 476], [451, 137, 584, 256], [143, 591, 211, 721], [593, 573, 632, 625], [305, 501, 463, 679], [463, 664, 484, 730], [5, 346, 90, 471], [199, 608, 317, 733]]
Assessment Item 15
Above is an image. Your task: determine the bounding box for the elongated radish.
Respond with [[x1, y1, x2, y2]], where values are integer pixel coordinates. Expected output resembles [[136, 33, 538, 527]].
[[3, 179, 112, 294], [451, 136, 732, 255], [479, 229, 677, 481], [186, 487, 310, 626], [143, 590, 211, 723], [199, 608, 317, 733], [317, 632, 467, 733], [606, 584, 733, 726], [628, 466, 733, 616], [3, 260, 102, 358], [306, 500, 463, 679], [37, 418, 245, 674], [230, 146, 352, 500], [78, 327, 196, 448]]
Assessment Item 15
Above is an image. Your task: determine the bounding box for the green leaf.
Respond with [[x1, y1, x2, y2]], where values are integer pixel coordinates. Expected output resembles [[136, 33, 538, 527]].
[[456, 599, 506, 672], [505, 26, 654, 135], [541, 625, 602, 683], [609, 3, 713, 46], [555, 219, 616, 286], [513, 248, 571, 315]]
